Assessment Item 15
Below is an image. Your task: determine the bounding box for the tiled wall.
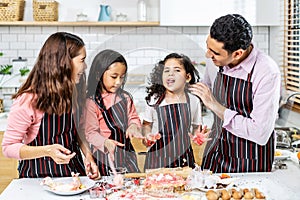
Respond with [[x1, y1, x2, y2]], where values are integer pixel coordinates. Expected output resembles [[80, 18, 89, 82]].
[[0, 25, 270, 70], [0, 25, 271, 112]]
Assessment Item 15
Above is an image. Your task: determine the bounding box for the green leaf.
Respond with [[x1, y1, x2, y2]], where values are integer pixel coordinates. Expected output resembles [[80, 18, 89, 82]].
[[0, 65, 12, 75], [19, 68, 30, 76]]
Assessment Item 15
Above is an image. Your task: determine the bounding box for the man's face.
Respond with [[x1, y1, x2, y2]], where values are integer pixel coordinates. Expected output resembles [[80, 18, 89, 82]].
[[205, 35, 234, 67]]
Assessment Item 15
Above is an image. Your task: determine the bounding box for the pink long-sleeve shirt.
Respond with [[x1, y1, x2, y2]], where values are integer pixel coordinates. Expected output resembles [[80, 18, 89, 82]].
[[203, 45, 281, 145], [84, 93, 141, 152], [2, 93, 44, 159]]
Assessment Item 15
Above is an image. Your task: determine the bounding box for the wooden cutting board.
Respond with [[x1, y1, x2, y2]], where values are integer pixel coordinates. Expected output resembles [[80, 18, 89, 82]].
[[124, 173, 146, 178]]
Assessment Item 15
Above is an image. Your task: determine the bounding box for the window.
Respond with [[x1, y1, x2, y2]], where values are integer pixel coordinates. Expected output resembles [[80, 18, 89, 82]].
[[282, 0, 300, 110]]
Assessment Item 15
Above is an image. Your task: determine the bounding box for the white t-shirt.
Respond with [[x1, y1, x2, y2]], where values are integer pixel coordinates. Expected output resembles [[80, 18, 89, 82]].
[[143, 93, 202, 134]]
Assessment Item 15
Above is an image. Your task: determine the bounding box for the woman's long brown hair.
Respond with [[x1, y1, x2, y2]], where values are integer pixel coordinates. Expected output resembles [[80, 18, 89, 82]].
[[13, 32, 85, 115]]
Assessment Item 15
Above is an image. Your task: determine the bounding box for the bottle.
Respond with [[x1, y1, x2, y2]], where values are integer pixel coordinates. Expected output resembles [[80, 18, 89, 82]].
[[137, 0, 147, 21]]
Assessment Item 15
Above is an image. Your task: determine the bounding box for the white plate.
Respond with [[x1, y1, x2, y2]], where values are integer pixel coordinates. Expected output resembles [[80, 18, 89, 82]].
[[194, 178, 238, 192], [43, 176, 95, 196], [274, 149, 291, 160]]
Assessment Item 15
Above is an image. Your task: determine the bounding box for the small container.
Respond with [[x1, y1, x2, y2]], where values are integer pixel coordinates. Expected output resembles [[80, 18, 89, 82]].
[[89, 186, 106, 199], [116, 13, 127, 21], [137, 0, 147, 21], [76, 12, 88, 22]]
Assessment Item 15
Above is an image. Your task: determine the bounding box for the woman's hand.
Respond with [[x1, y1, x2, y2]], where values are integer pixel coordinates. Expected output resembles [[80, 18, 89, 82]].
[[84, 154, 100, 180], [189, 125, 211, 146], [46, 144, 76, 164], [104, 139, 125, 161], [126, 124, 144, 139]]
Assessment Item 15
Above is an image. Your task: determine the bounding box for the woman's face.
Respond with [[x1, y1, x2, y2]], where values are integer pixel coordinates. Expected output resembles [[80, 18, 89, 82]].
[[71, 47, 87, 84], [102, 62, 126, 93], [162, 58, 190, 94]]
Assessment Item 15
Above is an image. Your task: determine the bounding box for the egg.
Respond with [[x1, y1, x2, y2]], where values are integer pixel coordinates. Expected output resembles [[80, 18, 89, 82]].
[[244, 191, 254, 199], [206, 190, 219, 200], [243, 188, 250, 194], [232, 191, 243, 199], [221, 189, 231, 200], [255, 191, 266, 199]]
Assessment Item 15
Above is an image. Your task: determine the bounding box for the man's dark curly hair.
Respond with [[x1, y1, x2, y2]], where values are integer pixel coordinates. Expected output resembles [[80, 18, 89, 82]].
[[145, 53, 200, 106], [210, 14, 253, 53]]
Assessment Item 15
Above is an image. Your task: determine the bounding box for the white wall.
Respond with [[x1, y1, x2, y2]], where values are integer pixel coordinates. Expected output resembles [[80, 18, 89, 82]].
[[160, 0, 279, 26], [0, 25, 271, 113]]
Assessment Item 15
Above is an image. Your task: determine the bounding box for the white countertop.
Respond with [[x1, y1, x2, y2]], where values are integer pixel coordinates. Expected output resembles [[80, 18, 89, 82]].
[[0, 153, 299, 200]]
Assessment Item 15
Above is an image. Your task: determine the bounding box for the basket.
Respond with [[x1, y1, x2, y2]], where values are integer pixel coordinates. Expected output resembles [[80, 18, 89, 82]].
[[0, 0, 25, 21], [33, 0, 58, 21]]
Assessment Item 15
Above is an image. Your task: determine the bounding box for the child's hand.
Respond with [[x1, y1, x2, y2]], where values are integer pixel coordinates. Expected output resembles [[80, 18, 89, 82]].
[[104, 139, 125, 161], [126, 124, 144, 139], [189, 125, 211, 145], [143, 133, 161, 147]]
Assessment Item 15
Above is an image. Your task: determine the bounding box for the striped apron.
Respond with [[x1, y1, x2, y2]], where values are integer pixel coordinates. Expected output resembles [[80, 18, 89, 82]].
[[201, 64, 275, 173], [18, 112, 86, 178], [92, 96, 140, 176], [144, 94, 195, 169]]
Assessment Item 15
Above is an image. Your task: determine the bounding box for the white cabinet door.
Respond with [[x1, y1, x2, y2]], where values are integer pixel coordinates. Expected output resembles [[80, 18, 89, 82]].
[[160, 0, 279, 26]]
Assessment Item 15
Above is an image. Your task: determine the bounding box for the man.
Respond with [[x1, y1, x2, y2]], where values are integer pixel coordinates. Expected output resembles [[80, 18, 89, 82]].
[[189, 14, 281, 172]]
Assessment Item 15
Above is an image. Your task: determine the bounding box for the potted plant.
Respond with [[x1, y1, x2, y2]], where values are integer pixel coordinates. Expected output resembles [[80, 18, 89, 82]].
[[0, 52, 13, 75], [1, 53, 30, 86]]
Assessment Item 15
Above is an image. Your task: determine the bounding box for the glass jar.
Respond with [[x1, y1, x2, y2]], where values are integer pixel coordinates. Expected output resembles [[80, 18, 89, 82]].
[[137, 0, 147, 21]]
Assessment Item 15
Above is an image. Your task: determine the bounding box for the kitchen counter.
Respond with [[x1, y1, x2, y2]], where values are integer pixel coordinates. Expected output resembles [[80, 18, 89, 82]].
[[0, 153, 299, 200]]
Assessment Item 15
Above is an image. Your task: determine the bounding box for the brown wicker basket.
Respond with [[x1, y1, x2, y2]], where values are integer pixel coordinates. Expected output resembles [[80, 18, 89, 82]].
[[0, 0, 25, 21], [33, 0, 58, 21]]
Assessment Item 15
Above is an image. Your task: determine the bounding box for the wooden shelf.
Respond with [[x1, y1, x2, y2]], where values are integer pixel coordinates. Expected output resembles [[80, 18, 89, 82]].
[[0, 21, 160, 26]]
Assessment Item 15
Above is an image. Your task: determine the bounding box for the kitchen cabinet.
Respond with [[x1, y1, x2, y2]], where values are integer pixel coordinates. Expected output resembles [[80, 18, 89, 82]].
[[160, 0, 280, 26], [0, 131, 18, 194]]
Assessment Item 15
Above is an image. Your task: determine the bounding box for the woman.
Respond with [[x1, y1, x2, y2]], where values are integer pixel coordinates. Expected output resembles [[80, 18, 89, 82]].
[[2, 32, 99, 178]]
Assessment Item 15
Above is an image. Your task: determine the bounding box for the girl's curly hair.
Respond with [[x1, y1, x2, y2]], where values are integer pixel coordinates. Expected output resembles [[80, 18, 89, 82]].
[[145, 53, 200, 106]]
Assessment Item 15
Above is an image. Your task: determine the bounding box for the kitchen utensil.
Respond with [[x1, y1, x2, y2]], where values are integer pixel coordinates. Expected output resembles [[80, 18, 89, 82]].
[[276, 92, 300, 126], [276, 130, 291, 148], [107, 154, 117, 176], [98, 5, 111, 21]]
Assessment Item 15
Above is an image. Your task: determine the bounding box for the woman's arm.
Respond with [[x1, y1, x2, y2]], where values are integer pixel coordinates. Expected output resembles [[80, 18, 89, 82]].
[[2, 94, 76, 164]]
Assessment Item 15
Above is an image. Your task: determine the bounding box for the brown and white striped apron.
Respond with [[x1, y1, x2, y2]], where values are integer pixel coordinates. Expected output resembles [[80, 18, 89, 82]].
[[18, 112, 86, 178], [144, 94, 195, 169], [92, 96, 140, 176], [201, 64, 275, 173]]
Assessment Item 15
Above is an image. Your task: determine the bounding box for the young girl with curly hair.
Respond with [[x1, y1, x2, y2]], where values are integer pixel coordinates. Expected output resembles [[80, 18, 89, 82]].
[[143, 53, 209, 170]]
